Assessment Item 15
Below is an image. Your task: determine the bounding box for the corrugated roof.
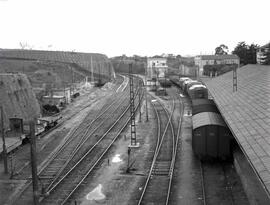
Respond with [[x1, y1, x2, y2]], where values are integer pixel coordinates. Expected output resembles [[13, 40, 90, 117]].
[[198, 54, 239, 60], [205, 64, 270, 196], [192, 112, 226, 130]]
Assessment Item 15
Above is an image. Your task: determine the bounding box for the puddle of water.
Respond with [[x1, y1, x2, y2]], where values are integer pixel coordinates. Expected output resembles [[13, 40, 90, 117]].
[[112, 154, 122, 163], [85, 184, 105, 201]]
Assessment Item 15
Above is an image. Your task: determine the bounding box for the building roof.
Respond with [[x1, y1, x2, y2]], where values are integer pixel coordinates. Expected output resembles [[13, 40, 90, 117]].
[[197, 54, 239, 60], [147, 57, 167, 61], [205, 64, 270, 196], [192, 112, 226, 130]]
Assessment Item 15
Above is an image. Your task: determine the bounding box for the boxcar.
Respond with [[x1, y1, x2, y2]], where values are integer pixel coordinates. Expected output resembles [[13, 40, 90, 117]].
[[180, 78, 192, 90], [183, 79, 197, 92], [191, 99, 219, 115], [187, 84, 208, 100], [192, 112, 232, 160]]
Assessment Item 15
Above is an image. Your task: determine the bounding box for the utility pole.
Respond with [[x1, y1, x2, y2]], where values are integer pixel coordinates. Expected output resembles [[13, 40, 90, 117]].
[[127, 147, 131, 173], [1, 106, 8, 174], [144, 62, 149, 122], [30, 121, 39, 205], [139, 81, 142, 123], [71, 66, 74, 95], [233, 64, 238, 92], [91, 56, 94, 83]]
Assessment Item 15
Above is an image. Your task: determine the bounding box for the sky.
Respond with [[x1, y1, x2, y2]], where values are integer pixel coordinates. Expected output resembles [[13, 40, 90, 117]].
[[0, 0, 269, 57]]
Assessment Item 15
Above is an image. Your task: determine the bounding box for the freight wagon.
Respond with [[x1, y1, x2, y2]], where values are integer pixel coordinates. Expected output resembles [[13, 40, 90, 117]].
[[192, 112, 232, 160], [187, 84, 208, 100], [192, 99, 220, 115]]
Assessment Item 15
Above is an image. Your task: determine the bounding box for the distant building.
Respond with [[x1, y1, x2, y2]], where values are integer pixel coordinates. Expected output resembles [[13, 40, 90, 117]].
[[42, 87, 71, 106], [257, 43, 270, 64], [147, 58, 168, 79], [194, 55, 240, 76], [179, 64, 197, 77]]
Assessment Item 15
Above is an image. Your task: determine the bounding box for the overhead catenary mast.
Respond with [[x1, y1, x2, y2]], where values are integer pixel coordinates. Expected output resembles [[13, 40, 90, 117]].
[[91, 56, 94, 84]]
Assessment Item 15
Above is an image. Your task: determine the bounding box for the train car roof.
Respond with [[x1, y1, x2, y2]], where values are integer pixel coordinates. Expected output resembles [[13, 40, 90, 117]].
[[192, 112, 226, 130], [192, 99, 215, 106], [189, 84, 207, 90]]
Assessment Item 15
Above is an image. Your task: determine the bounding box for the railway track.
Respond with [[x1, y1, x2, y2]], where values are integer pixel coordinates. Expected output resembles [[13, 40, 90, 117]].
[[166, 87, 184, 205], [137, 94, 176, 205], [11, 75, 126, 178], [40, 80, 143, 205], [199, 161, 236, 205], [12, 76, 143, 205], [14, 78, 129, 180]]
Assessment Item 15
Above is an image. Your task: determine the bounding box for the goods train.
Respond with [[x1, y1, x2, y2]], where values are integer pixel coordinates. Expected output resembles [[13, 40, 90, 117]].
[[171, 76, 233, 160]]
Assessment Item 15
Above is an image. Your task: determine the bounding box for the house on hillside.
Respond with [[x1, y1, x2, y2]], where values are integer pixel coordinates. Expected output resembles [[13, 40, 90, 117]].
[[147, 58, 168, 79], [42, 87, 71, 106], [257, 43, 270, 64], [194, 55, 240, 76]]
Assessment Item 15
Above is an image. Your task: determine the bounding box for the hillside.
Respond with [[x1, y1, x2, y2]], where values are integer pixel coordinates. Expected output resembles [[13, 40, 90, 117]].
[[0, 73, 40, 130], [0, 49, 115, 86]]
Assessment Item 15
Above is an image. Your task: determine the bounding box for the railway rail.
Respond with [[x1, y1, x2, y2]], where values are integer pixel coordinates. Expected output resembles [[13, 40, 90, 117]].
[[40, 78, 143, 205], [199, 161, 236, 205], [166, 87, 184, 205], [137, 94, 176, 205], [12, 75, 126, 178], [12, 76, 143, 205], [13, 76, 128, 180]]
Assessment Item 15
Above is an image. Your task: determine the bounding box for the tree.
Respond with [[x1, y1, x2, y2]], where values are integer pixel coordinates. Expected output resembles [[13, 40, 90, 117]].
[[261, 43, 270, 65], [232, 42, 260, 65], [232, 42, 249, 65], [247, 43, 259, 64], [215, 44, 229, 55]]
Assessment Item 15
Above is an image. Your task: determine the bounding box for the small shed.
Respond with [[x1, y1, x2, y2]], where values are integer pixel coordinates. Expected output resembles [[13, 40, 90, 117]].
[[9, 118, 23, 133], [192, 112, 232, 160]]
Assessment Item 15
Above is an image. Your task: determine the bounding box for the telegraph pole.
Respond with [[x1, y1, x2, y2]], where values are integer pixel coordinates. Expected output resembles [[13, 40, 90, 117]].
[[91, 56, 94, 83], [139, 81, 142, 122], [30, 121, 39, 205], [144, 63, 149, 121], [233, 64, 238, 92], [0, 106, 8, 174]]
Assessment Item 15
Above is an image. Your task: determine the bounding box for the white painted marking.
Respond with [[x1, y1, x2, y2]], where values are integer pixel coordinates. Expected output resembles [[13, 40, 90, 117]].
[[85, 184, 105, 201]]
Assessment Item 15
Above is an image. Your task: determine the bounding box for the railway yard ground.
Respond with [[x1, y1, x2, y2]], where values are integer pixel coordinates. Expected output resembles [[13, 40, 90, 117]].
[[0, 74, 263, 205]]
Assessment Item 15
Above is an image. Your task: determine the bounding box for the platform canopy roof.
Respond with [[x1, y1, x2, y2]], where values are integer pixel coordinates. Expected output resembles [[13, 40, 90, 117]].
[[205, 64, 270, 196]]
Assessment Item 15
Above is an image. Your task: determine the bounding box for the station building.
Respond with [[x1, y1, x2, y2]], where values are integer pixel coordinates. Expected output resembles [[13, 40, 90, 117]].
[[195, 55, 239, 76], [147, 58, 168, 80]]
